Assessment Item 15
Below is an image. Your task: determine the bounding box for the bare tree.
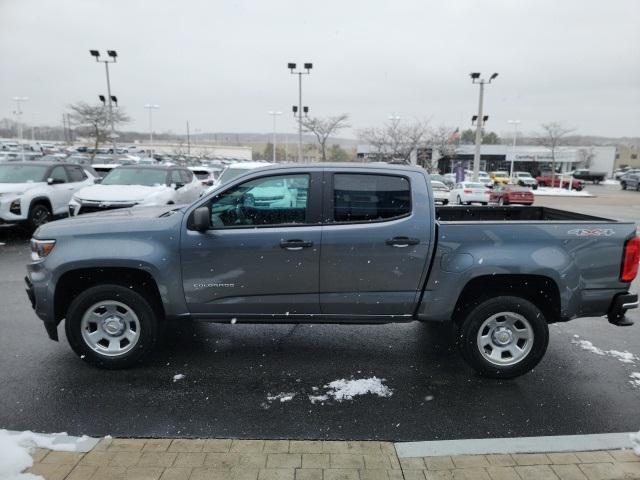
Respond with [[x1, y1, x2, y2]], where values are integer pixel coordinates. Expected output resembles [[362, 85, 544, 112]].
[[301, 114, 350, 161], [67, 102, 130, 157], [358, 118, 430, 164], [577, 147, 594, 169], [534, 122, 574, 186], [429, 125, 459, 173]]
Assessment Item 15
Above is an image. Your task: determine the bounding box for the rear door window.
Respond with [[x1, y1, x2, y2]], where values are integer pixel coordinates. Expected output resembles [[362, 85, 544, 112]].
[[332, 173, 411, 223]]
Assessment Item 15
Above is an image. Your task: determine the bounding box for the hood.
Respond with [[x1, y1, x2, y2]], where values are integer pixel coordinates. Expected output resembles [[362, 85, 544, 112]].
[[75, 184, 168, 202], [0, 182, 45, 194], [34, 205, 186, 238]]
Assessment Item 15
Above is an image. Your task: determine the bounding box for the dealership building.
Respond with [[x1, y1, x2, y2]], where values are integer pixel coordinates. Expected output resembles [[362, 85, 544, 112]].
[[357, 144, 617, 177]]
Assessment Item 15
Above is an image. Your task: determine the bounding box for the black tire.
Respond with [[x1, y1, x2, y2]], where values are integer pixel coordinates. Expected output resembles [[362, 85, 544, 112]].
[[65, 284, 160, 369], [621, 182, 627, 190], [27, 202, 51, 232], [457, 195, 462, 205], [575, 185, 583, 191], [442, 199, 449, 205], [458, 296, 549, 379], [481, 202, 488, 205]]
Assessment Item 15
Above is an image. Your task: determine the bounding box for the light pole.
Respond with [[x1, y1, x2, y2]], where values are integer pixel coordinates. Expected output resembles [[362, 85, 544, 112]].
[[268, 111, 282, 162], [13, 97, 29, 160], [288, 62, 312, 163], [90, 50, 119, 155], [144, 104, 159, 156], [470, 72, 498, 181], [507, 120, 521, 180]]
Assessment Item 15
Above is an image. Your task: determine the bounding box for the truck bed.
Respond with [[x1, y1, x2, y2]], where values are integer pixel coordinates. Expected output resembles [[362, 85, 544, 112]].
[[435, 206, 613, 222]]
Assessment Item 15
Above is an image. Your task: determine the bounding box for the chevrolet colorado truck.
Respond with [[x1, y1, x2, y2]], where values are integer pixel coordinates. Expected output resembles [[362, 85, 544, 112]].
[[26, 164, 639, 378]]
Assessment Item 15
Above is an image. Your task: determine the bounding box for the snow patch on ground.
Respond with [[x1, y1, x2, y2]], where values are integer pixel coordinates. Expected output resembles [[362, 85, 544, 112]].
[[631, 430, 640, 456], [601, 179, 620, 186], [172, 374, 186, 382], [267, 392, 295, 403], [571, 338, 638, 363], [534, 187, 593, 197], [311, 377, 393, 403], [0, 430, 83, 480], [629, 372, 640, 389]]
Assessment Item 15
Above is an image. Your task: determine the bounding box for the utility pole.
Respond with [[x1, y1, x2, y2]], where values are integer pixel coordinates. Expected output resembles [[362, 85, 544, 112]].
[[288, 62, 312, 163], [268, 111, 282, 162], [507, 120, 521, 180], [469, 72, 498, 181], [13, 96, 28, 160], [144, 104, 159, 156], [186, 121, 191, 155], [90, 50, 119, 155]]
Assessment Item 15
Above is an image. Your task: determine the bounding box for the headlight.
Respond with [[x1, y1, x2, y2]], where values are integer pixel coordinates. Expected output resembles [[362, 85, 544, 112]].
[[30, 239, 56, 261]]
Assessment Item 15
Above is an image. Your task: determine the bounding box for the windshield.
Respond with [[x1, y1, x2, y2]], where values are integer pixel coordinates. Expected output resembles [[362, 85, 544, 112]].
[[101, 168, 167, 186], [464, 183, 485, 188], [218, 167, 253, 185], [0, 165, 47, 183], [517, 172, 532, 178]]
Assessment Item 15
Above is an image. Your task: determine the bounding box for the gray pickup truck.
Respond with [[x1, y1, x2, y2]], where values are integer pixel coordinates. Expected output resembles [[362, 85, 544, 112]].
[[26, 164, 639, 378]]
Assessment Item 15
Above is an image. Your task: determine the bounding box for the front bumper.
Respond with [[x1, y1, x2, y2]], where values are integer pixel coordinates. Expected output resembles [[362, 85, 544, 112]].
[[25, 262, 58, 340], [608, 292, 638, 326], [0, 196, 27, 223]]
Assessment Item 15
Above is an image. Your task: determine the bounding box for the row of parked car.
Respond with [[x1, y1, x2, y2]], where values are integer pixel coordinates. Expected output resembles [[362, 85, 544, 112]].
[[430, 180, 534, 206]]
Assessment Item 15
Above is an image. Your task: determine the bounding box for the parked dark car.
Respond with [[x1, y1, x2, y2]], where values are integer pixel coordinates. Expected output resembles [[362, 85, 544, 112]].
[[572, 169, 606, 183], [489, 184, 534, 205], [26, 164, 639, 379]]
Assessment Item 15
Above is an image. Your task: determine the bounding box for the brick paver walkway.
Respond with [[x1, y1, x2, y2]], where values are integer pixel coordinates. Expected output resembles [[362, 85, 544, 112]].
[[24, 438, 640, 480]]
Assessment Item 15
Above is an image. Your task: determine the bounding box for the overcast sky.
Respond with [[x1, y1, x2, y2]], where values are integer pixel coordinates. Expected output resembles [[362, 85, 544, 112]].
[[1, 0, 638, 139]]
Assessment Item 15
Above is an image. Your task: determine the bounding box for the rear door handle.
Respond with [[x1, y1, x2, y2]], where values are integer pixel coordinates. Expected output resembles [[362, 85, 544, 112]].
[[280, 239, 314, 251], [386, 236, 420, 247]]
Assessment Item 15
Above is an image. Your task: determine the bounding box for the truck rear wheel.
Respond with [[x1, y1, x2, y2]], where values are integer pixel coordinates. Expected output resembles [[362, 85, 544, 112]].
[[65, 284, 159, 369], [458, 296, 549, 379]]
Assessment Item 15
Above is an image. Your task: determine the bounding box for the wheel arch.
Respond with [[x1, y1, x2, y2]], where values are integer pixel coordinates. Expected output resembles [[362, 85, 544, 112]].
[[452, 274, 561, 325], [54, 267, 165, 325]]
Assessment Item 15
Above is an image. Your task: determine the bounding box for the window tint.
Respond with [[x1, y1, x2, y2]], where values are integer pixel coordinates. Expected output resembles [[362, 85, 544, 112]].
[[333, 174, 410, 223], [49, 166, 68, 183], [208, 174, 309, 227], [67, 165, 86, 182]]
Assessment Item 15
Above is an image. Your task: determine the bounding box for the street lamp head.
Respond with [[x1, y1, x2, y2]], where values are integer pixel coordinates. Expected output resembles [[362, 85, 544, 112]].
[[471, 115, 478, 124], [107, 50, 118, 58], [490, 72, 499, 81], [483, 115, 489, 122], [90, 50, 100, 58], [303, 106, 309, 115], [470, 72, 480, 80], [99, 95, 106, 104], [304, 63, 313, 70], [292, 105, 298, 114], [288, 62, 296, 70], [110, 95, 118, 105]]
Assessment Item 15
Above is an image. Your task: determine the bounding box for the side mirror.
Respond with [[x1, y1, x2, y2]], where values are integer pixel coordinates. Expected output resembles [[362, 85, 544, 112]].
[[192, 206, 211, 232], [47, 177, 64, 185], [94, 177, 103, 184]]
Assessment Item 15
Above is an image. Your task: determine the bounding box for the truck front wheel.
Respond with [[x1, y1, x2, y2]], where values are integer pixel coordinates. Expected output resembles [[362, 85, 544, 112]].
[[458, 296, 549, 379], [65, 284, 159, 369]]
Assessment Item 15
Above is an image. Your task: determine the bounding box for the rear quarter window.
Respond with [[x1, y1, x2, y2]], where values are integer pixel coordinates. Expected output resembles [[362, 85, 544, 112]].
[[332, 173, 411, 223]]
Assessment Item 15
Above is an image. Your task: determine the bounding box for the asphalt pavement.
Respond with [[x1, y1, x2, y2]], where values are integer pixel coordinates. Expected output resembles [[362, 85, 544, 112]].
[[1, 184, 639, 441]]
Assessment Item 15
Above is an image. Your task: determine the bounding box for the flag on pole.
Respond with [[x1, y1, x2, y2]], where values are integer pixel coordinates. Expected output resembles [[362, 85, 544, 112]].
[[448, 127, 460, 144]]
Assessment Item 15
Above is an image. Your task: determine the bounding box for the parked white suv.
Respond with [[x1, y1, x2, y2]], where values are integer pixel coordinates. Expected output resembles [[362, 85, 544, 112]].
[[69, 165, 203, 216], [0, 162, 94, 230]]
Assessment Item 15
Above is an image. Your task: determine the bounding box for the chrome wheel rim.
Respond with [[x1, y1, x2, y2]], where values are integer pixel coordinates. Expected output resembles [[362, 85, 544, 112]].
[[80, 301, 141, 356], [476, 311, 534, 366]]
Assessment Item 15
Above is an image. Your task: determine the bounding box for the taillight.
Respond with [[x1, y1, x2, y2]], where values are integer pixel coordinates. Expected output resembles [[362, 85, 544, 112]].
[[463, 189, 472, 193], [621, 236, 640, 282]]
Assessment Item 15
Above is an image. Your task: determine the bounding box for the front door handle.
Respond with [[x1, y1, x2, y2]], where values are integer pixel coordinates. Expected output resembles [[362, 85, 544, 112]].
[[386, 236, 420, 247], [280, 239, 314, 251]]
